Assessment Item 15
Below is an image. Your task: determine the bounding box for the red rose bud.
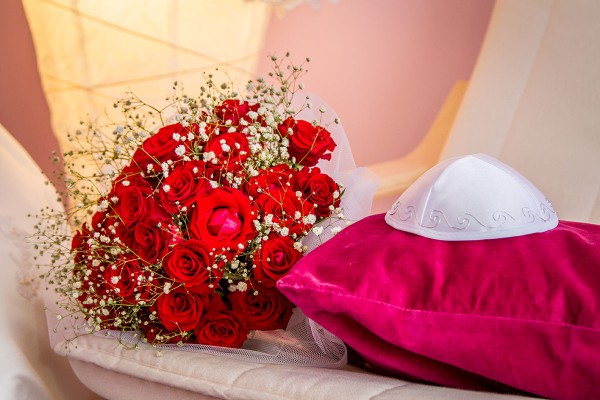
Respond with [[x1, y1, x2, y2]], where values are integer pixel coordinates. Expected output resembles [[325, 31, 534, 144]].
[[71, 223, 91, 265], [158, 162, 212, 214], [216, 99, 260, 127], [189, 187, 257, 256], [278, 117, 336, 167], [297, 167, 341, 218], [256, 188, 312, 236], [163, 239, 223, 294], [132, 123, 192, 174], [155, 286, 206, 332], [77, 271, 111, 319], [104, 255, 151, 304], [204, 132, 251, 175], [194, 295, 248, 348], [244, 163, 298, 199], [229, 285, 294, 331], [132, 210, 182, 264], [254, 235, 302, 286], [110, 173, 154, 228], [91, 211, 134, 248], [140, 321, 163, 344], [141, 320, 188, 345]]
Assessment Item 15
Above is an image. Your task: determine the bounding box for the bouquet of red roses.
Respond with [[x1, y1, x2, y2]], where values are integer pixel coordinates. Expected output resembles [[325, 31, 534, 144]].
[[36, 56, 346, 348]]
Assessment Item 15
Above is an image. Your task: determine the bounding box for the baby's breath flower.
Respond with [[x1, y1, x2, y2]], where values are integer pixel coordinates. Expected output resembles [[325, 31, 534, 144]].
[[30, 55, 346, 349], [96, 200, 109, 212], [203, 151, 215, 162], [175, 145, 186, 157]]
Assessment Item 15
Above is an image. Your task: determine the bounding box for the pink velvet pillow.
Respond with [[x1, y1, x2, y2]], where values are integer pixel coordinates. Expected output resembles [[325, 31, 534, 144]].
[[277, 214, 600, 400]]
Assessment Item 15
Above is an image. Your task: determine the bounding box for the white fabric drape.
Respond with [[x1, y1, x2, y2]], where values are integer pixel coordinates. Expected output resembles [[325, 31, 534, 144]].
[[441, 0, 600, 224], [21, 0, 271, 157], [0, 123, 94, 399]]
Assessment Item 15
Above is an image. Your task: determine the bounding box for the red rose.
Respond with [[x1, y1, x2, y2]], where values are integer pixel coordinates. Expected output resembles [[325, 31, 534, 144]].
[[203, 132, 251, 175], [158, 162, 213, 214], [256, 188, 312, 236], [110, 174, 154, 228], [163, 240, 223, 294], [132, 211, 181, 264], [71, 223, 91, 265], [76, 261, 111, 319], [132, 123, 192, 174], [245, 163, 298, 200], [72, 223, 110, 296], [253, 235, 302, 287], [278, 118, 336, 167], [77, 291, 113, 326], [155, 286, 206, 332], [189, 187, 257, 256], [104, 254, 150, 304], [90, 211, 134, 248], [297, 167, 341, 218], [141, 322, 163, 344], [141, 321, 186, 344], [194, 295, 248, 348], [73, 210, 119, 263], [216, 99, 259, 126], [229, 285, 294, 331]]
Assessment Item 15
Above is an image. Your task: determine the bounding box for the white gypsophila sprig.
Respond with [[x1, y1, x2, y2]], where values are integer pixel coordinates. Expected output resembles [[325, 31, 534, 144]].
[[29, 53, 348, 349]]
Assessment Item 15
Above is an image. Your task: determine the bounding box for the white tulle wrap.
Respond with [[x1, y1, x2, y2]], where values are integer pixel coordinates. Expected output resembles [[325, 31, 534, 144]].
[[46, 93, 378, 369]]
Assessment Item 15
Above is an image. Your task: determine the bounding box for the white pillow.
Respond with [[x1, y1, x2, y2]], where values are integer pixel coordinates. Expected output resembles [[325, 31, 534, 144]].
[[0, 123, 92, 399]]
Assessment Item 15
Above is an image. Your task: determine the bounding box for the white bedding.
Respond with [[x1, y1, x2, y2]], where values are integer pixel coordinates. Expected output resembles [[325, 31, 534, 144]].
[[60, 334, 532, 400]]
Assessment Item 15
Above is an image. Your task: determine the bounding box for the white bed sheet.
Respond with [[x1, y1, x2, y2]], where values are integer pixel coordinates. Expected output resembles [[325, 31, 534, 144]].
[[60, 334, 533, 400]]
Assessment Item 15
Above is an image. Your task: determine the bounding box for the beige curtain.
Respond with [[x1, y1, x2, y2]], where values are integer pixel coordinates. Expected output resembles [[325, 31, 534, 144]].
[[442, 0, 600, 223], [22, 0, 271, 156]]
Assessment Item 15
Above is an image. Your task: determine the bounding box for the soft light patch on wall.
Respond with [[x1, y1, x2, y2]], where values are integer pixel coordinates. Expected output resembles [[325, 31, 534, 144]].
[[22, 0, 271, 156]]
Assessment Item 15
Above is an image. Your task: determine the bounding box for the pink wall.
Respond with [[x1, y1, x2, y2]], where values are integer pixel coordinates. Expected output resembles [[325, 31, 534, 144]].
[[0, 0, 494, 199], [258, 0, 495, 167]]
